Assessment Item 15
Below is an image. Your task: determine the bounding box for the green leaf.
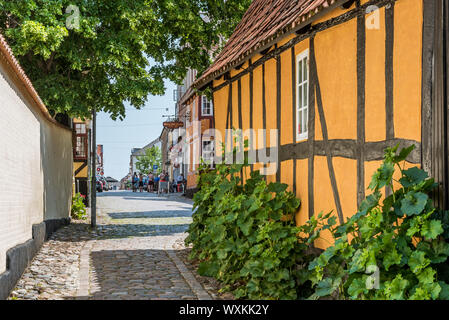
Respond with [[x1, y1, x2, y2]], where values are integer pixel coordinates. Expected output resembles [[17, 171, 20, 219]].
[[369, 162, 394, 190], [238, 217, 254, 236], [401, 192, 428, 216], [408, 251, 431, 274], [198, 261, 219, 277], [267, 183, 288, 194], [417, 267, 436, 285], [383, 248, 402, 271], [384, 274, 409, 300], [348, 276, 369, 299], [394, 145, 415, 162], [349, 249, 370, 274], [421, 220, 444, 240], [399, 167, 428, 188], [315, 277, 341, 297], [438, 281, 449, 300]]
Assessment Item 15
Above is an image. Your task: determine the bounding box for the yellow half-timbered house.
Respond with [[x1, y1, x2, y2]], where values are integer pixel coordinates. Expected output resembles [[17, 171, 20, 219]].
[[194, 0, 448, 246]]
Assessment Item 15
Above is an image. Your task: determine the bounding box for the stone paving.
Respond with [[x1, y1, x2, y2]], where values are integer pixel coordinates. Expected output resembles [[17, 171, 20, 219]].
[[8, 191, 212, 300]]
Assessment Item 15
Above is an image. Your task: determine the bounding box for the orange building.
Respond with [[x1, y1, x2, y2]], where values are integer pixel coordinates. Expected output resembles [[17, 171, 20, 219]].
[[193, 0, 448, 246], [172, 69, 215, 197]]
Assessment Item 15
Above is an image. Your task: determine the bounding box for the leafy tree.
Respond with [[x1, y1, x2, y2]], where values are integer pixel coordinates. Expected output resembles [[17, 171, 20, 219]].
[[0, 0, 251, 119], [136, 146, 161, 175]]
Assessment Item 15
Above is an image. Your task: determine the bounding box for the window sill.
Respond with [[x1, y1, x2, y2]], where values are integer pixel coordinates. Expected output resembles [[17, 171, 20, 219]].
[[296, 135, 309, 143]]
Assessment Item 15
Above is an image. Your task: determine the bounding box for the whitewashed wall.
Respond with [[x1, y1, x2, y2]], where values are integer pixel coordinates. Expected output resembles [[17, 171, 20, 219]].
[[0, 60, 72, 273]]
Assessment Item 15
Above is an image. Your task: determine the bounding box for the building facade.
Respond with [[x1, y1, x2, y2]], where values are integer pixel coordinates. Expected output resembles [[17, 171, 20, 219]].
[[194, 0, 446, 247], [170, 69, 215, 196]]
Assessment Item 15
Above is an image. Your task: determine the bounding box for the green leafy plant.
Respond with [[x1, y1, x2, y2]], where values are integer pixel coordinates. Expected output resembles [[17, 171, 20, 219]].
[[71, 193, 87, 220], [308, 145, 449, 300], [186, 135, 329, 299]]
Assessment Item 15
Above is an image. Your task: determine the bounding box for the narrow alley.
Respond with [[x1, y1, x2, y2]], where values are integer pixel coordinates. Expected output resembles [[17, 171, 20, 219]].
[[8, 191, 211, 300]]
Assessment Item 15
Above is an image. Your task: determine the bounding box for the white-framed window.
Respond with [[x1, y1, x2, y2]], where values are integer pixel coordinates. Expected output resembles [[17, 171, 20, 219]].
[[202, 140, 214, 164], [296, 49, 309, 142], [201, 96, 213, 116]]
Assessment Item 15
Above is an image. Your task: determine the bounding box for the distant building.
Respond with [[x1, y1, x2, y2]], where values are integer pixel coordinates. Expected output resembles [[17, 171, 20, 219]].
[[105, 177, 120, 190]]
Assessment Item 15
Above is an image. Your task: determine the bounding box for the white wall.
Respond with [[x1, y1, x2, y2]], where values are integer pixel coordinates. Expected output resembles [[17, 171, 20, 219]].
[[0, 59, 72, 273]]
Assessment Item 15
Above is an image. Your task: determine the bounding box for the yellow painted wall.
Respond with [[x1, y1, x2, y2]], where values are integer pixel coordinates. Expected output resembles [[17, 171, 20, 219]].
[[280, 50, 293, 146], [314, 18, 358, 141], [214, 86, 229, 157], [365, 7, 387, 142], [393, 0, 423, 142]]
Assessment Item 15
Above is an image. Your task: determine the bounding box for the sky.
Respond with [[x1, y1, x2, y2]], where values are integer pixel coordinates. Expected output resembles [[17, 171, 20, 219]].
[[96, 78, 177, 181]]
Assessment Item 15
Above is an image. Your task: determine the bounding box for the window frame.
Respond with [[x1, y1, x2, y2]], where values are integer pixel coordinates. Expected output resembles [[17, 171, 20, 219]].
[[201, 95, 213, 116], [202, 140, 214, 159], [296, 49, 309, 142], [74, 123, 88, 160]]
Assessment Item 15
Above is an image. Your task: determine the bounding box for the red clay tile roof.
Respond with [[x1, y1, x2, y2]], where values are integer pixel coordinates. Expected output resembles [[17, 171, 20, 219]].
[[0, 33, 68, 129], [194, 0, 341, 88]]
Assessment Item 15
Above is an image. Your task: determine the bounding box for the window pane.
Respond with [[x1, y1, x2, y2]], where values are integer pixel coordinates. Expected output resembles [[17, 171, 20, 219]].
[[298, 60, 303, 83], [303, 57, 308, 81], [303, 85, 308, 107], [304, 108, 309, 132], [298, 84, 303, 109], [298, 110, 303, 134]]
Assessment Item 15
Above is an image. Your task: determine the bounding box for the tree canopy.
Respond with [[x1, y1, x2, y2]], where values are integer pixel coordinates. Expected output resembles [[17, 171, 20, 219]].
[[0, 0, 251, 120], [136, 146, 162, 175]]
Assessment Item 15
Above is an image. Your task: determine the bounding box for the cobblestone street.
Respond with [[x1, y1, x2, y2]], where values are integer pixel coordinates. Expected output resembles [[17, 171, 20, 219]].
[[8, 191, 212, 300]]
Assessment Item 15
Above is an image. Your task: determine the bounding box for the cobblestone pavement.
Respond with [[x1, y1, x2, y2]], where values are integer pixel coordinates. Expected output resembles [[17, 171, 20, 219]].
[[8, 191, 212, 300]]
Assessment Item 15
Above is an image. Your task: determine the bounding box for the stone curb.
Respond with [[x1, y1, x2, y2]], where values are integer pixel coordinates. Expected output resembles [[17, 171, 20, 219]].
[[165, 246, 212, 300], [76, 240, 94, 299]]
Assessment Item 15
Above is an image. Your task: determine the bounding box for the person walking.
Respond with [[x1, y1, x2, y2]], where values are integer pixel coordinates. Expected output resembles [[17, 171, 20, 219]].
[[138, 173, 144, 193], [148, 171, 154, 192], [154, 175, 160, 193], [132, 172, 138, 192]]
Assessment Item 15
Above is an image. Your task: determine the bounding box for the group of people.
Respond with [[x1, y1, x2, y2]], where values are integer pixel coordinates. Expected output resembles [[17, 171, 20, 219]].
[[131, 171, 186, 194]]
